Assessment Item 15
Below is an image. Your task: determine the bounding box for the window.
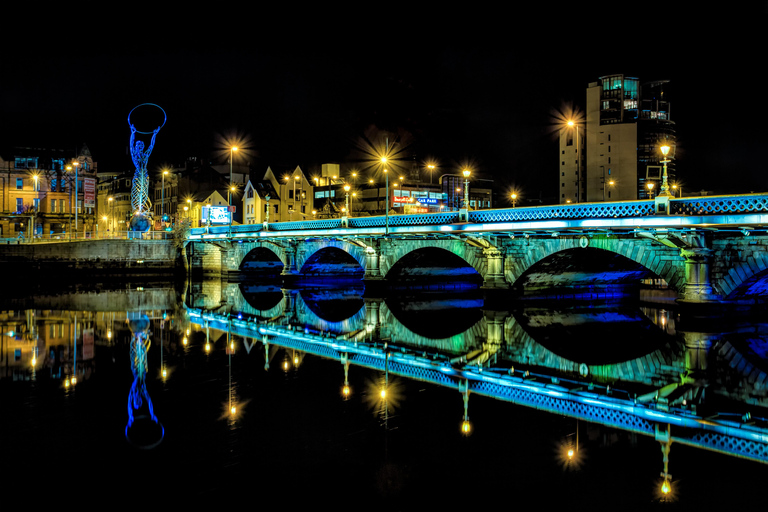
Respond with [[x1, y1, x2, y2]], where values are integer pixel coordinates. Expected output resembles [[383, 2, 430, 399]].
[[33, 199, 40, 210], [51, 199, 57, 212], [247, 189, 254, 198], [16, 198, 23, 212], [16, 178, 23, 189]]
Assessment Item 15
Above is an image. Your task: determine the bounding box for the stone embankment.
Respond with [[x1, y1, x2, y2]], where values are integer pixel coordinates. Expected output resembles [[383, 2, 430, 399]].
[[0, 239, 181, 276]]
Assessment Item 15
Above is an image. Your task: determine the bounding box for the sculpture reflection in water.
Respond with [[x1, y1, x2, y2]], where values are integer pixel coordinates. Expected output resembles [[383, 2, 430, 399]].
[[125, 312, 164, 449]]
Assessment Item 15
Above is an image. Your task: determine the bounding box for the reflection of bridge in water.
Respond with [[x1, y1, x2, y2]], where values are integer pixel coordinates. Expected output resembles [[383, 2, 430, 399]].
[[185, 280, 768, 470]]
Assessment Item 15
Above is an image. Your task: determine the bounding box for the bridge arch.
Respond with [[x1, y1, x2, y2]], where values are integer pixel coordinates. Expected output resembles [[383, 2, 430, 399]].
[[296, 240, 367, 275], [505, 236, 686, 292], [231, 241, 290, 272], [380, 239, 486, 281]]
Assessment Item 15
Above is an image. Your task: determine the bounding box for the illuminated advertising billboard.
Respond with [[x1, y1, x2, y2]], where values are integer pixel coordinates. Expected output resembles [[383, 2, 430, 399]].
[[83, 178, 96, 207], [202, 206, 231, 224]]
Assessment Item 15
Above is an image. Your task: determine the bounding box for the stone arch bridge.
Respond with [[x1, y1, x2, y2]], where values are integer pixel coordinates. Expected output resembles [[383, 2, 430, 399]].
[[186, 194, 768, 304]]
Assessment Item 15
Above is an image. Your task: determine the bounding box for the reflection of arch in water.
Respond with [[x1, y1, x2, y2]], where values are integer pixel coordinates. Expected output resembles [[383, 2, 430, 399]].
[[237, 283, 287, 319], [378, 302, 495, 363], [712, 334, 768, 402], [294, 290, 367, 334], [505, 310, 684, 385]]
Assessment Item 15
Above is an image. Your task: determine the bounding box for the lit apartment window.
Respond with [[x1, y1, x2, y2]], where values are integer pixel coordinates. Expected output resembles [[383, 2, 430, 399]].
[[16, 178, 23, 189]]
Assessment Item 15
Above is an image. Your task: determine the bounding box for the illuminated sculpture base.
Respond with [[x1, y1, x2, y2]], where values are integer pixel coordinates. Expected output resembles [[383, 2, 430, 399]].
[[129, 212, 152, 233]]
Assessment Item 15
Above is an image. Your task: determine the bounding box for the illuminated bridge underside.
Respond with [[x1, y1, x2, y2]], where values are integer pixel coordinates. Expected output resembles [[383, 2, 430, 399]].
[[189, 307, 768, 465]]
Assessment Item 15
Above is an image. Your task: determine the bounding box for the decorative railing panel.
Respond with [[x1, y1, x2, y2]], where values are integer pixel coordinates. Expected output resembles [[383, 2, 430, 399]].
[[188, 194, 768, 238]]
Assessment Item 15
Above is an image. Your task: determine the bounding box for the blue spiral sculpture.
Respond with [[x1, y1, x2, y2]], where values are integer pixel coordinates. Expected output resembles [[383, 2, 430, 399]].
[[127, 104, 166, 233]]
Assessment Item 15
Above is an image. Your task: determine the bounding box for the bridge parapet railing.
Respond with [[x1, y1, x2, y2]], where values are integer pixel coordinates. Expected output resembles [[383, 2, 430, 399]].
[[670, 194, 768, 215], [469, 200, 656, 223], [349, 210, 460, 228], [187, 193, 768, 238]]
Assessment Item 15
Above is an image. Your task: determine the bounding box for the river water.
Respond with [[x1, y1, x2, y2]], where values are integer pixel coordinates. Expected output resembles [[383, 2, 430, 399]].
[[2, 278, 767, 510]]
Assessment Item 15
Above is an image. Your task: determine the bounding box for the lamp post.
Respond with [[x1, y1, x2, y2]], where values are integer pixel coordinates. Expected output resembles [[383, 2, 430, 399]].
[[294, 175, 300, 217], [344, 184, 350, 215], [229, 146, 238, 206], [427, 164, 435, 184], [510, 192, 517, 208], [161, 169, 168, 221], [567, 120, 580, 203], [462, 169, 470, 209], [33, 174, 38, 240], [381, 157, 389, 235], [72, 161, 79, 238], [647, 182, 655, 199], [228, 185, 236, 234], [659, 145, 673, 197], [108, 197, 113, 237], [66, 165, 72, 240]]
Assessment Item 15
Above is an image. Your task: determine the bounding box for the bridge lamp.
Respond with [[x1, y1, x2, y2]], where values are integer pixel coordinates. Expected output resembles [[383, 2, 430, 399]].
[[229, 146, 238, 206], [659, 144, 673, 196], [647, 182, 655, 199], [344, 184, 351, 215], [510, 192, 517, 208]]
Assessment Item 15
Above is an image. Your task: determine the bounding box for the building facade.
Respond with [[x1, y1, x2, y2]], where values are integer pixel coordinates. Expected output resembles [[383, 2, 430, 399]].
[[560, 74, 676, 203], [0, 146, 98, 238]]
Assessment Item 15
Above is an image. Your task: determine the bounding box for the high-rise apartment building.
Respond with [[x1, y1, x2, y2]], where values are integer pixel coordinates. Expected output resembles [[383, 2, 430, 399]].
[[560, 74, 675, 203]]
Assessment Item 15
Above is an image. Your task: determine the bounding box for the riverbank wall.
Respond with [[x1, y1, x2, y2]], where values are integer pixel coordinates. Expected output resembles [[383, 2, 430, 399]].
[[0, 240, 181, 277]]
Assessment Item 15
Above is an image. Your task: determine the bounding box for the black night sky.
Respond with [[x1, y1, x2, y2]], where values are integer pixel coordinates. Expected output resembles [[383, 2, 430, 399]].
[[3, 10, 766, 200]]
